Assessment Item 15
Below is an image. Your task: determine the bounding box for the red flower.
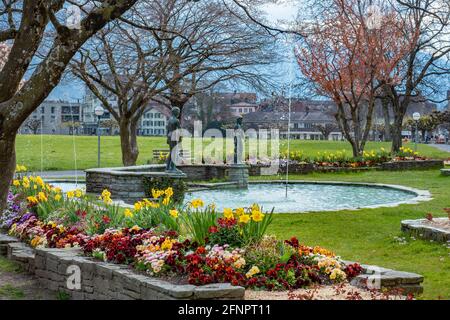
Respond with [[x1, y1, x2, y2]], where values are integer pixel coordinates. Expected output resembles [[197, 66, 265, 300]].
[[196, 246, 206, 255], [208, 226, 218, 234], [102, 215, 111, 224]]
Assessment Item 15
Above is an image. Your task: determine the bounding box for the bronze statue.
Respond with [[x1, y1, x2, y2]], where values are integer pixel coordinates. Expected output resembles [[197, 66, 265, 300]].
[[233, 116, 244, 165], [166, 107, 183, 174]]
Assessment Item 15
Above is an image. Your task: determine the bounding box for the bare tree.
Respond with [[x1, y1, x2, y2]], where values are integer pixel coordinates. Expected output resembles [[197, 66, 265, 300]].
[[70, 20, 171, 166], [0, 1, 139, 210], [385, 0, 450, 152], [133, 0, 277, 115], [314, 123, 338, 140], [24, 119, 41, 135]]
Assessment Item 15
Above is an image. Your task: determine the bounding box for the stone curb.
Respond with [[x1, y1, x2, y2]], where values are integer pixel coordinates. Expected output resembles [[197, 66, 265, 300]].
[[344, 260, 424, 295], [401, 218, 450, 243]]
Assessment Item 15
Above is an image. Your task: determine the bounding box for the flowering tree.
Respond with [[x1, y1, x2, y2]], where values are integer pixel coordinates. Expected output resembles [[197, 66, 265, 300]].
[[0, 1, 140, 212], [296, 0, 415, 156]]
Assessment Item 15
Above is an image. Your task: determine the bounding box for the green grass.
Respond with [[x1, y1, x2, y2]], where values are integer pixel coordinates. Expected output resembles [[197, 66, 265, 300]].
[[254, 170, 450, 299], [0, 256, 23, 273], [0, 284, 25, 299], [15, 134, 450, 171]]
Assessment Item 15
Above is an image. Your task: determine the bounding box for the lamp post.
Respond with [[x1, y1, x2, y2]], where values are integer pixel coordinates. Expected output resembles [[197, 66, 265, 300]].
[[94, 106, 105, 168], [412, 112, 421, 152]]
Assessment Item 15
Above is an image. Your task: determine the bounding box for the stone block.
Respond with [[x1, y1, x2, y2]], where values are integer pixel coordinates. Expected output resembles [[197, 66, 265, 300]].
[[193, 283, 245, 300]]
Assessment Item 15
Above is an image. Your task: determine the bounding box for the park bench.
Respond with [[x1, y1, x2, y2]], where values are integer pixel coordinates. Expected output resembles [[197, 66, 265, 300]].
[[152, 149, 192, 162]]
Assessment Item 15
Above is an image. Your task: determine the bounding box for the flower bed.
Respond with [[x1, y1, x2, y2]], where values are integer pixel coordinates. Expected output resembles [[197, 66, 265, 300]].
[[280, 147, 431, 170], [2, 173, 367, 293], [2, 171, 425, 299]]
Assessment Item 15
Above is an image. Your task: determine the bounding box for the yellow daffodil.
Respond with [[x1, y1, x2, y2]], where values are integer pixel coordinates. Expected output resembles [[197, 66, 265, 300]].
[[151, 189, 164, 199], [75, 189, 83, 198], [251, 209, 264, 222], [27, 196, 38, 205], [190, 199, 204, 209], [162, 197, 170, 206], [165, 187, 174, 198], [235, 208, 245, 216], [12, 179, 20, 187], [36, 176, 44, 187], [38, 192, 48, 202], [54, 194, 62, 201], [239, 214, 251, 224], [223, 208, 234, 219], [67, 191, 75, 199], [124, 209, 134, 218], [134, 201, 143, 211], [102, 189, 111, 198], [169, 209, 179, 218]]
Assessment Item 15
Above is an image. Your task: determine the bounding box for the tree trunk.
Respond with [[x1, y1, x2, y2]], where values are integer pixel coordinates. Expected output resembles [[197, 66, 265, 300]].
[[382, 98, 391, 141], [119, 119, 139, 166], [391, 114, 404, 153], [0, 129, 16, 212]]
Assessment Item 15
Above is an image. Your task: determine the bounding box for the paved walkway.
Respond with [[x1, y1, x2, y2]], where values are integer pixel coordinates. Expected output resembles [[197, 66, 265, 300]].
[[31, 170, 85, 180], [429, 143, 450, 153]]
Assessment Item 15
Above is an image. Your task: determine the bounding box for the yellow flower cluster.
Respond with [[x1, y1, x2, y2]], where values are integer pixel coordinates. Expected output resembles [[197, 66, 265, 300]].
[[316, 256, 346, 281], [399, 146, 419, 156], [100, 189, 113, 205], [15, 164, 27, 172], [329, 268, 346, 280], [68, 189, 84, 199], [312, 246, 335, 257], [189, 198, 204, 209], [245, 265, 260, 278]]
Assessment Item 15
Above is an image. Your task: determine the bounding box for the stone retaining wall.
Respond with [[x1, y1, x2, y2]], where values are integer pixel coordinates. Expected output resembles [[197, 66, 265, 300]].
[[441, 169, 450, 176], [401, 218, 450, 243], [0, 233, 244, 300], [380, 160, 444, 171]]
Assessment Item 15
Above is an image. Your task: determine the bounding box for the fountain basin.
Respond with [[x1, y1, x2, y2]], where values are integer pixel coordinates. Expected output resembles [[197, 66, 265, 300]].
[[185, 181, 431, 213]]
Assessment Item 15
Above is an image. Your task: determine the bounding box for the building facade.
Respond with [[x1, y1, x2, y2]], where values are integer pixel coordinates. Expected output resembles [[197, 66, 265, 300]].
[[139, 104, 170, 136], [19, 100, 84, 135]]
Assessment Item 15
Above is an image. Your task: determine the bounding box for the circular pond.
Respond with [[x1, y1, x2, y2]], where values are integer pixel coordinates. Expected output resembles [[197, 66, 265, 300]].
[[185, 183, 418, 213]]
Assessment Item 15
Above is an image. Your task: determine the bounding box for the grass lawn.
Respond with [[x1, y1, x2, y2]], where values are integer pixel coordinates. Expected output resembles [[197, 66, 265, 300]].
[[16, 134, 450, 171], [253, 170, 450, 299]]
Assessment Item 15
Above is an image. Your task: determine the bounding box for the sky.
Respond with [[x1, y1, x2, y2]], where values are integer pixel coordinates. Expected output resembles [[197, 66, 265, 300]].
[[49, 1, 300, 101]]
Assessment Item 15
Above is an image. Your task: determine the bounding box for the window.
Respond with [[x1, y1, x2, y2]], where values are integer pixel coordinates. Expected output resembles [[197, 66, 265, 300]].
[[51, 107, 55, 114], [41, 107, 45, 114]]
